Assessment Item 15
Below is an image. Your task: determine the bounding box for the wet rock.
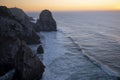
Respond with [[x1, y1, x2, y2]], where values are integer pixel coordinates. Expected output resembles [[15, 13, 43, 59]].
[[37, 45, 44, 54], [0, 37, 20, 76], [36, 10, 57, 31], [12, 41, 45, 80]]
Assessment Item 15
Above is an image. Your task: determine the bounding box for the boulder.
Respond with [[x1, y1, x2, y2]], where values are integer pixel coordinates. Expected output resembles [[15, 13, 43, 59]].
[[37, 45, 44, 54], [36, 10, 57, 31], [12, 41, 45, 80], [0, 37, 20, 76]]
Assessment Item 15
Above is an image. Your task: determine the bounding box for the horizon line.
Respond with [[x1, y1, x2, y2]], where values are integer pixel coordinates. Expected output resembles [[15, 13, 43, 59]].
[[1, 5, 120, 13], [26, 9, 120, 13]]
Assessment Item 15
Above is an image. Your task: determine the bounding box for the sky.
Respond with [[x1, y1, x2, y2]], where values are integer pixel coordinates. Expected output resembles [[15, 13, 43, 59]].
[[0, 0, 120, 12]]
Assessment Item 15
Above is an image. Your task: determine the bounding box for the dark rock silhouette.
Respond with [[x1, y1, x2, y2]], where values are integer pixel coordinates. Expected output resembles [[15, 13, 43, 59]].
[[0, 6, 45, 80], [10, 7, 40, 44], [0, 6, 40, 44], [10, 7, 32, 22], [37, 45, 44, 54], [36, 10, 57, 31], [0, 37, 20, 76], [0, 36, 45, 79], [12, 41, 45, 80], [0, 6, 13, 18]]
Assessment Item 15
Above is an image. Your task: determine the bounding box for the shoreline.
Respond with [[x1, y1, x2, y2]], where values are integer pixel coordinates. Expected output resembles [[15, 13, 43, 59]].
[[0, 6, 120, 80], [35, 31, 116, 80]]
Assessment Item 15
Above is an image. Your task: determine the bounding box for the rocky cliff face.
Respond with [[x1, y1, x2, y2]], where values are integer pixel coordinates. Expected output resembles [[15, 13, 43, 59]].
[[0, 37, 20, 76], [10, 8, 31, 23], [0, 6, 45, 80], [0, 6, 13, 18], [12, 41, 45, 80], [10, 7, 40, 44], [0, 6, 40, 44], [0, 37, 45, 80], [36, 10, 57, 31]]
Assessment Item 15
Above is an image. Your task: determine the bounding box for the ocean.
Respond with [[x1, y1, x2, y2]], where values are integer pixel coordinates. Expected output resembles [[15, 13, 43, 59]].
[[27, 11, 120, 80]]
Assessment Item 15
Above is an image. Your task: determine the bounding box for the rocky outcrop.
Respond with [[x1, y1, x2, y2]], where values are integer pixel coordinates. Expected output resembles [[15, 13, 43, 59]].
[[0, 6, 13, 18], [0, 16, 40, 44], [10, 8, 32, 23], [10, 7, 40, 44], [0, 37, 45, 79], [37, 45, 44, 54], [36, 10, 57, 31], [0, 6, 45, 79], [12, 41, 45, 80], [0, 6, 40, 44], [0, 37, 20, 76]]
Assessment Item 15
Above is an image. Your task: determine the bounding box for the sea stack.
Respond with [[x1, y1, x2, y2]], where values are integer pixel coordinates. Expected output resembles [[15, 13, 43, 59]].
[[36, 10, 57, 31], [37, 45, 44, 54]]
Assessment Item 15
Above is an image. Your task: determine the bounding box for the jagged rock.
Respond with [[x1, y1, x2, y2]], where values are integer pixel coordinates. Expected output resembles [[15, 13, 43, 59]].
[[0, 37, 45, 79], [0, 17, 23, 38], [12, 41, 45, 80], [0, 6, 40, 44], [37, 45, 44, 54], [0, 6, 13, 18], [10, 8, 31, 23], [36, 10, 57, 31], [0, 37, 20, 76], [0, 6, 45, 79], [0, 16, 40, 44], [10, 7, 40, 44]]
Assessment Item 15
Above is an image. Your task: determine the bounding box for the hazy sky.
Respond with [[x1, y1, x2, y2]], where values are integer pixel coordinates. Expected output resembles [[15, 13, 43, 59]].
[[0, 0, 120, 11]]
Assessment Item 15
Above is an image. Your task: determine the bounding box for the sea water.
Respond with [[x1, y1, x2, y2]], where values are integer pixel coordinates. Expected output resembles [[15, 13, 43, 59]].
[[27, 11, 120, 80], [53, 11, 120, 76]]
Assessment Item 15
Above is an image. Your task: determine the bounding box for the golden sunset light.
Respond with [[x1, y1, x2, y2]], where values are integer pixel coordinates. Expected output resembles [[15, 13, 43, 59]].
[[0, 0, 120, 11], [1, 0, 120, 79]]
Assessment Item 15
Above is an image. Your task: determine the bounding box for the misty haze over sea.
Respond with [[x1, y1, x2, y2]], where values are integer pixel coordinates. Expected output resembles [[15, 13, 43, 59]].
[[27, 11, 120, 80]]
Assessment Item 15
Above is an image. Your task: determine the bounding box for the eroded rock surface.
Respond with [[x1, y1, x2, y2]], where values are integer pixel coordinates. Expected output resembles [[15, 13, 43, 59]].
[[36, 10, 57, 31], [12, 41, 45, 80]]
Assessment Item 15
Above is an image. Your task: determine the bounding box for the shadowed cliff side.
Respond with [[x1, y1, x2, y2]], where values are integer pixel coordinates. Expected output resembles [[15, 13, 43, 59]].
[[0, 6, 45, 80]]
